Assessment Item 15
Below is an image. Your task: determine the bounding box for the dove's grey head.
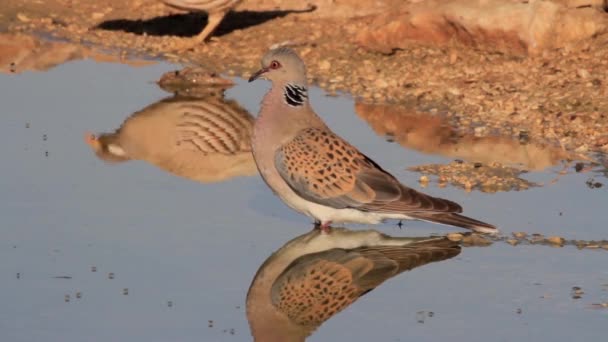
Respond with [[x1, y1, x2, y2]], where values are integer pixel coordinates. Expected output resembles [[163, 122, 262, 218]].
[[248, 47, 307, 86]]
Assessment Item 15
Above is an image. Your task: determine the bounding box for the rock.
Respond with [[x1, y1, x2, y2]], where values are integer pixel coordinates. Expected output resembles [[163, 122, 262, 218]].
[[355, 0, 608, 55], [447, 233, 464, 241], [506, 239, 519, 246], [374, 78, 389, 88], [318, 60, 331, 71], [546, 236, 565, 245], [512, 231, 527, 239], [577, 68, 591, 79], [16, 13, 30, 22], [462, 234, 492, 247]]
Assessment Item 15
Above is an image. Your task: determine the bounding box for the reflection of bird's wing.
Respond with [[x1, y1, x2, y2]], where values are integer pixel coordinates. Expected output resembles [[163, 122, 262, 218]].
[[270, 243, 460, 328], [274, 127, 462, 213], [173, 97, 254, 155]]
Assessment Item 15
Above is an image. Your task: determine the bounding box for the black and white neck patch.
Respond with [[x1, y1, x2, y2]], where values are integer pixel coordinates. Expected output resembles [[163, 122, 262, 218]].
[[283, 84, 308, 107]]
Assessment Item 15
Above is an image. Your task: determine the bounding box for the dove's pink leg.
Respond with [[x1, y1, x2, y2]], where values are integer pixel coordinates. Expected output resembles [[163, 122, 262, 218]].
[[314, 221, 332, 234]]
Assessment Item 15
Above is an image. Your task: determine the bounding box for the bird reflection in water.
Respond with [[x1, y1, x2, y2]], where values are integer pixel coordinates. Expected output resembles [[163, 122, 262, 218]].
[[84, 90, 257, 183], [246, 228, 460, 342]]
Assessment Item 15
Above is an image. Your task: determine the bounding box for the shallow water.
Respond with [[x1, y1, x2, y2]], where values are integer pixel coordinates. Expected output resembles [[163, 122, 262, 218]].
[[1, 56, 607, 342]]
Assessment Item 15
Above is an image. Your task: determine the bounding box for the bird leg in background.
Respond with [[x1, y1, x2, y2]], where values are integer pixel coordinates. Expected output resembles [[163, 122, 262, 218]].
[[168, 11, 227, 51], [194, 11, 227, 43], [314, 221, 333, 234]]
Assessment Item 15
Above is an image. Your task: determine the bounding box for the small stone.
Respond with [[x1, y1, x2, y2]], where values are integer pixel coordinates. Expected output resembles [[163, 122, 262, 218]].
[[577, 69, 590, 79], [447, 233, 463, 241], [474, 126, 487, 136], [462, 234, 492, 246], [449, 50, 458, 64], [17, 13, 30, 22], [546, 236, 565, 245], [319, 60, 331, 71], [447, 87, 461, 96], [419, 175, 429, 187], [513, 232, 527, 239], [374, 78, 388, 88], [506, 239, 519, 246]]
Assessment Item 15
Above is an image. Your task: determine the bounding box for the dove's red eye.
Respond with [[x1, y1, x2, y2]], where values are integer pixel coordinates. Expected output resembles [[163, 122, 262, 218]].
[[269, 60, 281, 69]]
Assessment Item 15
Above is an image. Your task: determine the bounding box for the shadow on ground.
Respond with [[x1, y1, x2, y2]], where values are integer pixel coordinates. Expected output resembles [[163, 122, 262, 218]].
[[95, 6, 316, 38]]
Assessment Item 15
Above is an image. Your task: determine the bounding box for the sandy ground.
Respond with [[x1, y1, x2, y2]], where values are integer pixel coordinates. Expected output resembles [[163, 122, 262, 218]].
[[2, 0, 608, 159]]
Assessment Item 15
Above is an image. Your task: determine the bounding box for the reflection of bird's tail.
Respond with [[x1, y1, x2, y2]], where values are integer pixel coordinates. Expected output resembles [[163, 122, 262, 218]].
[[410, 213, 498, 234]]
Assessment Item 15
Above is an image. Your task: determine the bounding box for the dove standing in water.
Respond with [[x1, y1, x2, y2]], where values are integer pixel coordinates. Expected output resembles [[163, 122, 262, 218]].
[[248, 47, 497, 234], [159, 0, 242, 47]]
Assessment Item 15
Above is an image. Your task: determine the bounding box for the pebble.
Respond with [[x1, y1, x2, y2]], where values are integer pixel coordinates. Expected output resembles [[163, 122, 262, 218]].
[[506, 239, 519, 246], [546, 236, 565, 245], [373, 78, 388, 88], [462, 234, 492, 246], [447, 233, 463, 241], [319, 60, 331, 70], [577, 68, 590, 79], [513, 232, 527, 239], [17, 13, 30, 22]]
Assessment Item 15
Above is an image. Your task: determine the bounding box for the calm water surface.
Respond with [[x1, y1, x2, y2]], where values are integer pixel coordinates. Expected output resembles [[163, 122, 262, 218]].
[[1, 58, 606, 342]]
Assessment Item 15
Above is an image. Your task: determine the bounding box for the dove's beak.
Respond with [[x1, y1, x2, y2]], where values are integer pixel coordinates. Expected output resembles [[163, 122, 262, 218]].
[[84, 132, 100, 150], [248, 67, 269, 82]]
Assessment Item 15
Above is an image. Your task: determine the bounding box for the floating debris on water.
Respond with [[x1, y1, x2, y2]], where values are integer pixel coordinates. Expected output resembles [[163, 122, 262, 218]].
[[571, 286, 584, 299], [416, 310, 434, 324], [589, 303, 608, 309], [585, 178, 603, 189]]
